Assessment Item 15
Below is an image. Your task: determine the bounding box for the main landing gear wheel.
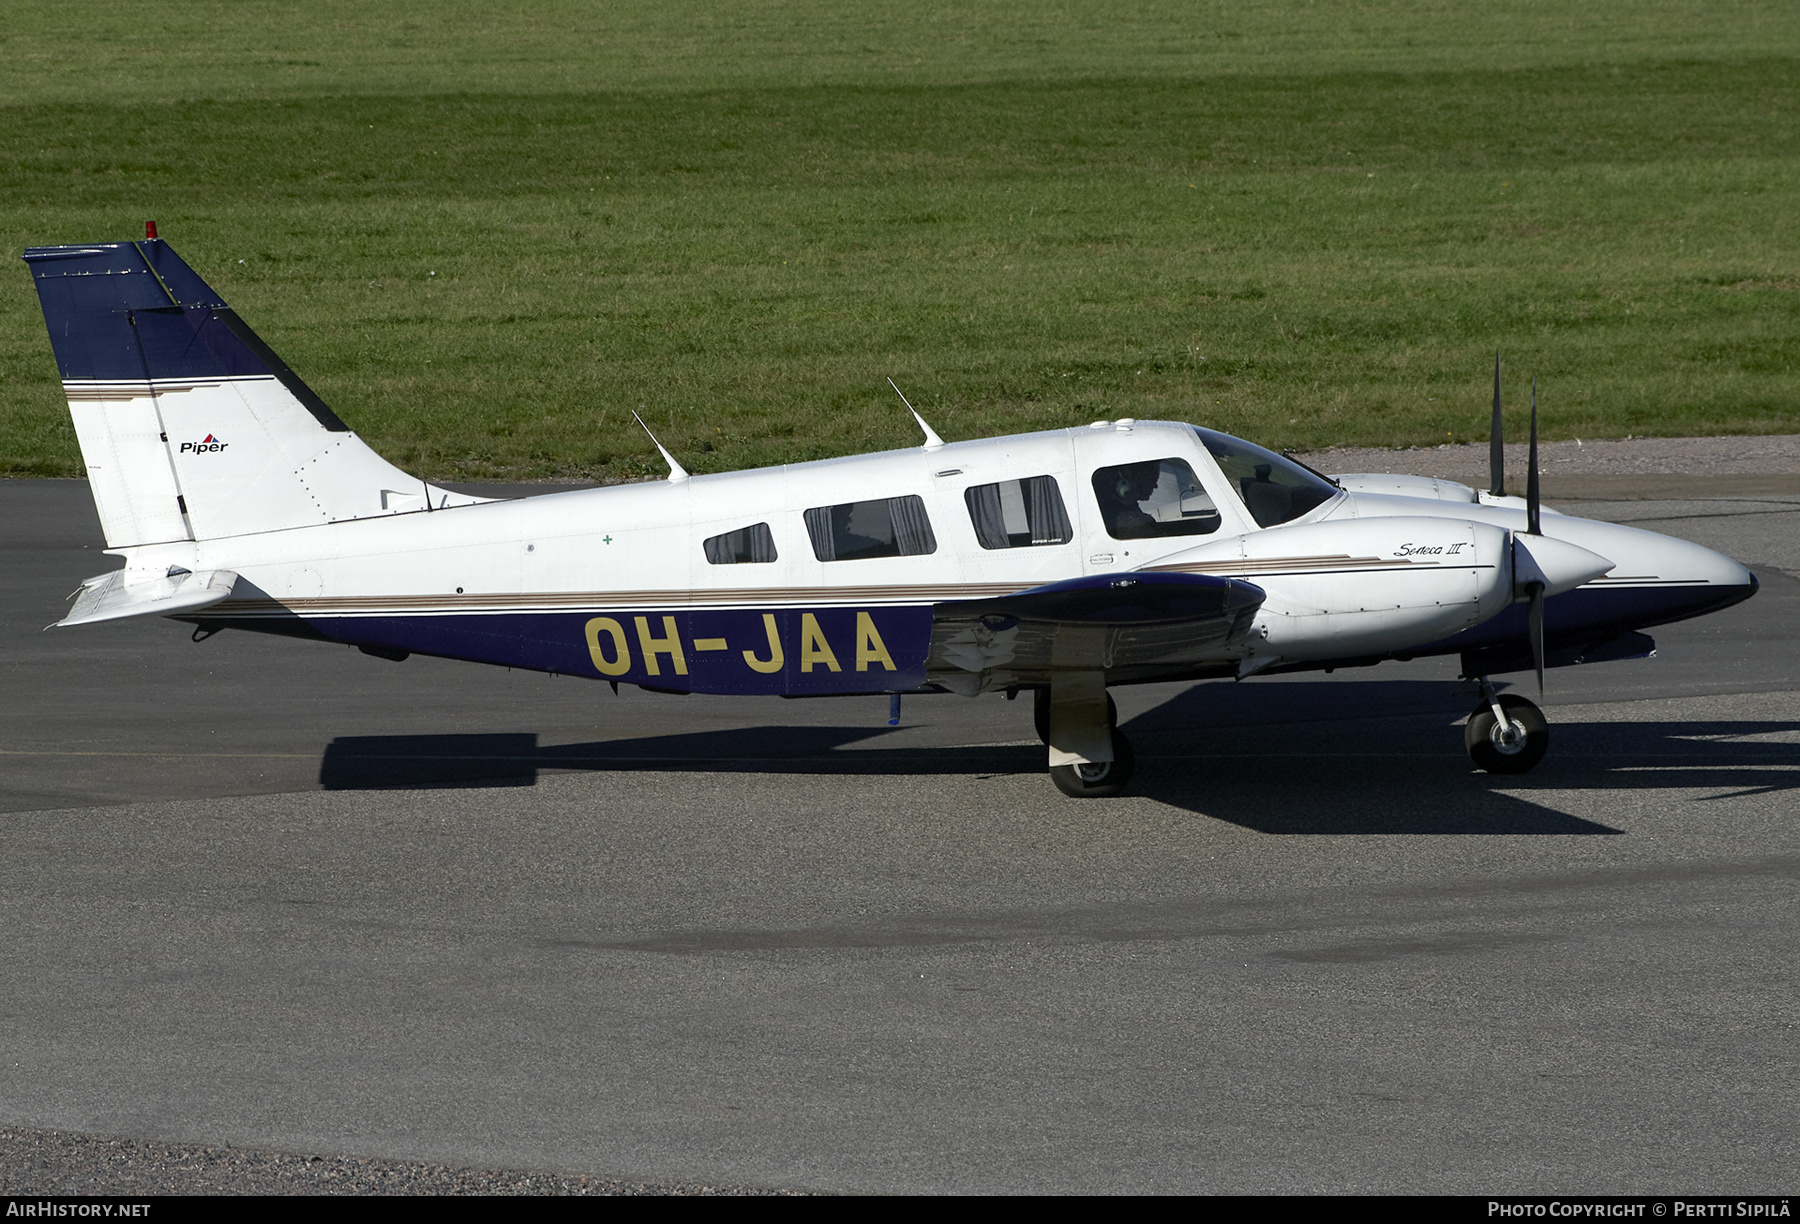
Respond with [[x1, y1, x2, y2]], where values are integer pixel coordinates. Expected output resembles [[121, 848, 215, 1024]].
[[1465, 694, 1549, 775], [1049, 727, 1136, 798]]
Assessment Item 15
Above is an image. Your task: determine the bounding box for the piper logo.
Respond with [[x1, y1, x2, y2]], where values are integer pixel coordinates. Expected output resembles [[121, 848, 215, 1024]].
[[180, 434, 228, 454]]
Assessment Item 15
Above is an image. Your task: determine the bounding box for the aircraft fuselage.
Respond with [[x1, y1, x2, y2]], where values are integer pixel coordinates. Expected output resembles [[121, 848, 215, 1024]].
[[99, 420, 1753, 697]]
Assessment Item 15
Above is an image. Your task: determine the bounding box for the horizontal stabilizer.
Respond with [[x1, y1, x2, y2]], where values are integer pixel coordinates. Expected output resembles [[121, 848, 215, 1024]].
[[58, 567, 237, 628]]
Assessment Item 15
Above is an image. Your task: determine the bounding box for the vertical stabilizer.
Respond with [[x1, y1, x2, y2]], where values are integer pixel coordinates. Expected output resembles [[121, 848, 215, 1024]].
[[23, 236, 486, 548]]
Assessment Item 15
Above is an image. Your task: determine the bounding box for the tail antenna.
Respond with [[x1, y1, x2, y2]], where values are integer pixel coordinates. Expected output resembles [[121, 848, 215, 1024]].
[[1488, 350, 1504, 498], [632, 412, 689, 483], [887, 378, 945, 451]]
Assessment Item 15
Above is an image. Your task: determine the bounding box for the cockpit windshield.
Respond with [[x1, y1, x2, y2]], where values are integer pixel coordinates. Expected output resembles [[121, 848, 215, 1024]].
[[1194, 427, 1339, 528]]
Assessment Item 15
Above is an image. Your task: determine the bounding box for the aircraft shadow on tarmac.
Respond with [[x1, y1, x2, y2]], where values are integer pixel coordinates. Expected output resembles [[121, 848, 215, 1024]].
[[315, 681, 1800, 836]]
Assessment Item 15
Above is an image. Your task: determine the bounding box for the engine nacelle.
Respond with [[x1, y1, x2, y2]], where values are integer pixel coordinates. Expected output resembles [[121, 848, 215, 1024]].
[[1333, 472, 1480, 503], [1146, 515, 1517, 661]]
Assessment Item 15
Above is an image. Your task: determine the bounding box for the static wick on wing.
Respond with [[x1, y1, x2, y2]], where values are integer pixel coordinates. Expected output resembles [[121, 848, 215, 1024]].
[[888, 378, 945, 451], [632, 412, 689, 483]]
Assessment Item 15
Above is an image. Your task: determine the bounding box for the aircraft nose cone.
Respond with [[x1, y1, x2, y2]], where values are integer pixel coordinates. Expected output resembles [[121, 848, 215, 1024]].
[[1672, 535, 1755, 588], [1513, 533, 1614, 599], [1651, 535, 1760, 619], [1565, 527, 1760, 630]]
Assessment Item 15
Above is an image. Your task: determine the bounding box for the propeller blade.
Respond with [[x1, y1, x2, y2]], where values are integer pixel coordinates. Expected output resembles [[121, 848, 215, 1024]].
[[1524, 381, 1545, 691], [1527, 378, 1541, 535], [1528, 580, 1546, 695], [1509, 532, 1612, 698], [1489, 351, 1504, 498]]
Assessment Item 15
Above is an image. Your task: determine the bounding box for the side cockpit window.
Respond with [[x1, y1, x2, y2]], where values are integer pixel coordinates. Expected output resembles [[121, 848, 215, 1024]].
[[965, 476, 1072, 549], [804, 495, 937, 562], [1091, 459, 1221, 539], [1195, 428, 1338, 528], [703, 522, 778, 565]]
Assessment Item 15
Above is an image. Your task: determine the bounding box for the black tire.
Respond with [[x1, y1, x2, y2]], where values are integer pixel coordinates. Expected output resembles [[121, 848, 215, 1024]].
[[1049, 728, 1136, 798], [1465, 694, 1549, 774], [1033, 688, 1118, 744]]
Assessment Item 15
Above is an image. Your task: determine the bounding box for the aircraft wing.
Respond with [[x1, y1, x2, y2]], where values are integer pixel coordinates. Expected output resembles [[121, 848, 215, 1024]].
[[928, 572, 1264, 687]]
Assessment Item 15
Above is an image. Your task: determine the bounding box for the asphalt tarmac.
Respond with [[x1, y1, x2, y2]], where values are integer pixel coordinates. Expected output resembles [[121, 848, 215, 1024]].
[[2, 479, 1797, 1194]]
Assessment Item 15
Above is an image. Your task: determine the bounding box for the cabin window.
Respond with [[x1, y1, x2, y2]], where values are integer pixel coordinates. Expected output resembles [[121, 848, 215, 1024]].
[[803, 495, 937, 562], [703, 522, 778, 565], [1090, 458, 1222, 539], [1194, 428, 1338, 528], [965, 476, 1072, 549]]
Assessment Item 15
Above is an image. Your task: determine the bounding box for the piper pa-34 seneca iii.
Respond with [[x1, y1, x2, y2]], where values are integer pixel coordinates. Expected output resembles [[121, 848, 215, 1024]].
[[26, 230, 1759, 796]]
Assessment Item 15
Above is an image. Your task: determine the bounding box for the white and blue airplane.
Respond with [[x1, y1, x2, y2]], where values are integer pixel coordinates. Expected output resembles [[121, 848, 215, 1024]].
[[24, 230, 1759, 796]]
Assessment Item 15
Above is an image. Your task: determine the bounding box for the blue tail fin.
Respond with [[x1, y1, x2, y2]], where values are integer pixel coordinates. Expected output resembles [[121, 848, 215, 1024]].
[[27, 238, 349, 432], [24, 235, 485, 548]]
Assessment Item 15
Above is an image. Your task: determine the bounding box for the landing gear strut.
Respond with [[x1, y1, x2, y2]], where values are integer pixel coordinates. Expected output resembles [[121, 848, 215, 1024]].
[[1465, 680, 1548, 774], [1035, 680, 1134, 798], [1032, 688, 1115, 745]]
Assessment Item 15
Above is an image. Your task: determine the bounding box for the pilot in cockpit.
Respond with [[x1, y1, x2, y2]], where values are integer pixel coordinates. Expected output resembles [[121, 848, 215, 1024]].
[[1094, 460, 1163, 539]]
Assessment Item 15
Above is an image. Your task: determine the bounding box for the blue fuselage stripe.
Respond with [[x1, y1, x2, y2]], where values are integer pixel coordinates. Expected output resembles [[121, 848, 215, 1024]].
[[191, 580, 1756, 691], [281, 604, 937, 695]]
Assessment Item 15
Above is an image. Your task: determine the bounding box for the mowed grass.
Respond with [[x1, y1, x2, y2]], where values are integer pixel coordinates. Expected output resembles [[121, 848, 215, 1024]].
[[2, 3, 1797, 479]]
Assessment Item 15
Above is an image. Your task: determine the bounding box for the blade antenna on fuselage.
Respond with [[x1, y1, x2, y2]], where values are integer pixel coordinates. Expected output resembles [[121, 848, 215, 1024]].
[[632, 412, 689, 483], [1489, 351, 1505, 498], [887, 378, 945, 451]]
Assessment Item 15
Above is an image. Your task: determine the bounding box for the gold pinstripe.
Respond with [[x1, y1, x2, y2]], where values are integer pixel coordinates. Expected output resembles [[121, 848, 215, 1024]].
[[62, 376, 272, 402], [204, 557, 1454, 619], [211, 580, 1036, 618], [1144, 554, 1444, 576]]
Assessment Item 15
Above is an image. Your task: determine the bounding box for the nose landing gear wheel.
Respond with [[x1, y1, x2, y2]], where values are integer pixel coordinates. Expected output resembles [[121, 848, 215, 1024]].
[[1049, 728, 1136, 798], [1465, 694, 1549, 774]]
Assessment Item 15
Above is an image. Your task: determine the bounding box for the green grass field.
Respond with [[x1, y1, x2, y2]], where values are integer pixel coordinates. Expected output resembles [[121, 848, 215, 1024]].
[[3, 2, 1796, 479]]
